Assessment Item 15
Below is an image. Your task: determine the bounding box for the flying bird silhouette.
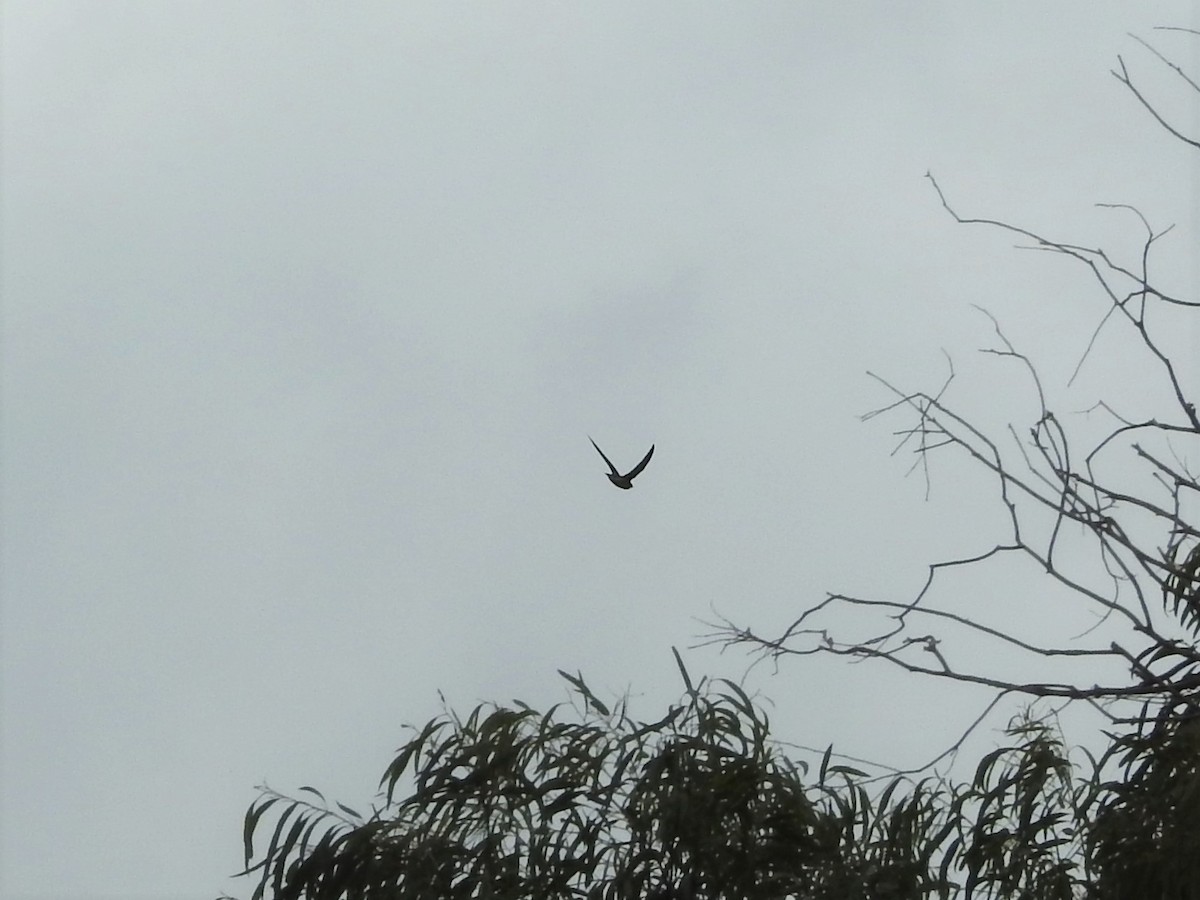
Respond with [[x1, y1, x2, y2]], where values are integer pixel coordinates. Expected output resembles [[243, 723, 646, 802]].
[[589, 437, 655, 490]]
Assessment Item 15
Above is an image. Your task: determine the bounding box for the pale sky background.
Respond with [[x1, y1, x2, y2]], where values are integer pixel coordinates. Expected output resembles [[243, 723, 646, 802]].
[[3, 4, 1199, 899]]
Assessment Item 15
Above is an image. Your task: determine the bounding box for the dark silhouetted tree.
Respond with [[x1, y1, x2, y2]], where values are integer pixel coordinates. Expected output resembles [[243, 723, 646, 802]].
[[227, 28, 1199, 900]]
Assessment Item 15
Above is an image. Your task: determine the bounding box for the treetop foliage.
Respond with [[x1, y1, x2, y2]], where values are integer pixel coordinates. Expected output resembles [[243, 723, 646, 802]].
[[233, 661, 1094, 899]]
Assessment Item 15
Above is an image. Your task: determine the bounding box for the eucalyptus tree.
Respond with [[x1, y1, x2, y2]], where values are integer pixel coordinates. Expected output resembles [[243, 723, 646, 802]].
[[228, 29, 1199, 900]]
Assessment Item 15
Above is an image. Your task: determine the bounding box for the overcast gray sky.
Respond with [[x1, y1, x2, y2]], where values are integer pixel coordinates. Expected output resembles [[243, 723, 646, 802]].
[[3, 4, 1198, 899]]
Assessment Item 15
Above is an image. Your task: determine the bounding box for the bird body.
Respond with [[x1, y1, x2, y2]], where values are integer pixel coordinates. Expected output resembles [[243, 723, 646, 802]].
[[589, 437, 654, 489]]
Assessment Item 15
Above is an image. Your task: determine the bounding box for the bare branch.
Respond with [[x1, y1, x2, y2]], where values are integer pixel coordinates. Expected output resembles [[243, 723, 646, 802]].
[[1111, 55, 1200, 149], [1129, 31, 1200, 94], [713, 42, 1200, 774]]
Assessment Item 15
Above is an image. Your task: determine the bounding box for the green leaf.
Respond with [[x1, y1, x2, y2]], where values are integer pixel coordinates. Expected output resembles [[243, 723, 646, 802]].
[[272, 815, 307, 896], [336, 801, 362, 820], [242, 796, 279, 866], [379, 719, 446, 803], [672, 646, 695, 698], [558, 669, 609, 716]]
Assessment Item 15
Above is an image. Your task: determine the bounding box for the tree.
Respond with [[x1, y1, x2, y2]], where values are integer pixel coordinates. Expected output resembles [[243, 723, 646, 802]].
[[711, 25, 1200, 897], [231, 660, 1086, 899], [227, 28, 1199, 900]]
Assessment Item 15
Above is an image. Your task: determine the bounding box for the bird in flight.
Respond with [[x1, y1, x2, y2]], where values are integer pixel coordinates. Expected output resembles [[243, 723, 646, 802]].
[[589, 437, 655, 490]]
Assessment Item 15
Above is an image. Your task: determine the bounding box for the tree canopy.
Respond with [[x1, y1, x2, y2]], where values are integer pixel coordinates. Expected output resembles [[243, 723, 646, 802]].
[[234, 660, 1091, 899], [227, 28, 1200, 900]]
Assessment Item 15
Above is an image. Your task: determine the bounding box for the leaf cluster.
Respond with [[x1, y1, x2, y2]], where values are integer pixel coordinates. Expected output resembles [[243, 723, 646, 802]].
[[236, 664, 977, 900], [235, 668, 1169, 899]]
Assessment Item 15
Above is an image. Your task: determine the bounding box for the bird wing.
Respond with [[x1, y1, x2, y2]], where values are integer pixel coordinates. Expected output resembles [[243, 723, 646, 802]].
[[625, 444, 655, 480], [589, 436, 620, 476]]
